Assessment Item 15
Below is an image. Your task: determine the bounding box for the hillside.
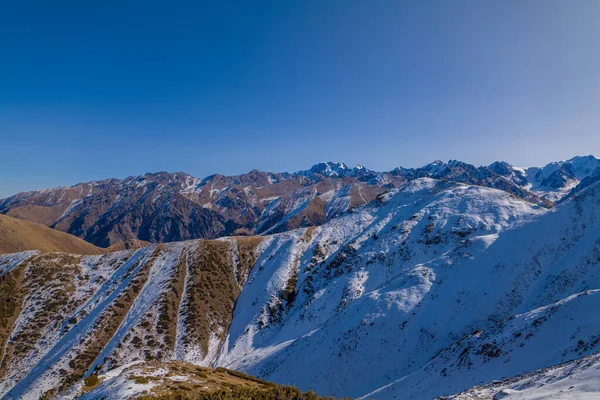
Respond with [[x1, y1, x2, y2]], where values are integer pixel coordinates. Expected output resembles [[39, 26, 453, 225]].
[[0, 214, 103, 255], [3, 157, 597, 248], [445, 350, 600, 399], [1, 176, 600, 399], [64, 361, 337, 400], [0, 237, 263, 399]]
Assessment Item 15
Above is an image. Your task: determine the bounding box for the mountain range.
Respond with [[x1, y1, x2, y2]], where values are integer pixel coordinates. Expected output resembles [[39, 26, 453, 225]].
[[2, 156, 599, 248], [1, 156, 600, 399]]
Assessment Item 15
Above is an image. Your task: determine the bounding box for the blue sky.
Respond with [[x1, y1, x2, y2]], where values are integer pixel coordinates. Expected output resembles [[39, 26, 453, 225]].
[[0, 1, 599, 197]]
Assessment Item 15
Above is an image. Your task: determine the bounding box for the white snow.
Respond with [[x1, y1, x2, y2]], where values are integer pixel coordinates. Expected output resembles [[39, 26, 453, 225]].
[[447, 350, 600, 400], [214, 179, 548, 398], [0, 251, 38, 275]]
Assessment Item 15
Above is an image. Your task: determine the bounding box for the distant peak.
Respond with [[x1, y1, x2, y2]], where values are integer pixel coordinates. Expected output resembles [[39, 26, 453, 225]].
[[298, 161, 352, 177], [447, 159, 467, 167], [566, 155, 598, 163], [488, 161, 515, 176], [489, 161, 511, 168], [321, 161, 347, 169], [421, 160, 447, 173]]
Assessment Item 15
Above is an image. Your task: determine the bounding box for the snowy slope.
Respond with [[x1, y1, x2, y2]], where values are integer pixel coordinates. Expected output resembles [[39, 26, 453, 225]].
[[362, 290, 600, 399], [446, 350, 600, 400], [359, 179, 600, 398], [215, 179, 549, 397]]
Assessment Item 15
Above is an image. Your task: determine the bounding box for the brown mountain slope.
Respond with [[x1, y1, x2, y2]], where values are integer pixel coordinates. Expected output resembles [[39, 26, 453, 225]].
[[0, 169, 394, 247], [0, 236, 264, 399], [0, 214, 104, 255]]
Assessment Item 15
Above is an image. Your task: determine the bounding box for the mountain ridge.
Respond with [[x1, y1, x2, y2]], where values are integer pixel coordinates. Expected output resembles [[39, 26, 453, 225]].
[[3, 157, 597, 248], [4, 155, 598, 197]]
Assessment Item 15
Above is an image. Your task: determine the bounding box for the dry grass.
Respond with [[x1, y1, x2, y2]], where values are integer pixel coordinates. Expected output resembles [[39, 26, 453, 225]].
[[99, 361, 344, 400], [0, 214, 103, 255], [1, 253, 84, 381], [106, 239, 151, 252], [0, 263, 26, 379], [5, 204, 64, 227], [232, 236, 263, 286], [179, 240, 239, 355], [72, 248, 159, 377], [157, 252, 188, 350]]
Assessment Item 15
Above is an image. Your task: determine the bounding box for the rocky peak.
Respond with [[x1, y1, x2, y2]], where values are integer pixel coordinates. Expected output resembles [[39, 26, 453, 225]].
[[488, 161, 513, 176], [420, 160, 447, 174], [299, 161, 350, 178]]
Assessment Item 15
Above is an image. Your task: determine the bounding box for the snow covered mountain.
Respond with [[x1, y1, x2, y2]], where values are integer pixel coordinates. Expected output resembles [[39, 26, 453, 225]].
[[401, 156, 600, 204], [2, 172, 600, 399], [518, 155, 600, 202], [4, 157, 598, 248]]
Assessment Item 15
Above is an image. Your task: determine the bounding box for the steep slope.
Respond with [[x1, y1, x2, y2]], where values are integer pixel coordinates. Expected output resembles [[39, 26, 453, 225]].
[[215, 179, 548, 397], [0, 237, 262, 399], [363, 290, 600, 399], [562, 165, 600, 202], [0, 214, 103, 255], [358, 178, 600, 399]]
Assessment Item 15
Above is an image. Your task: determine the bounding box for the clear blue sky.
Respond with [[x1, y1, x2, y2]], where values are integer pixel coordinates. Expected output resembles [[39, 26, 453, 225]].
[[1, 1, 599, 197]]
